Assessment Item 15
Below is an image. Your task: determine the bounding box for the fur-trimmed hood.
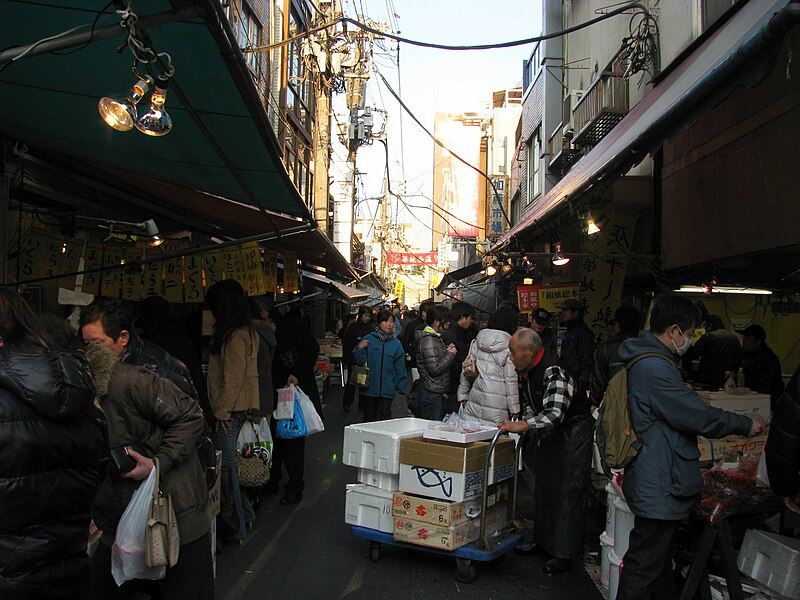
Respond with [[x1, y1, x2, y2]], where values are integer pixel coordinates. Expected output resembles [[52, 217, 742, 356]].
[[85, 343, 121, 398]]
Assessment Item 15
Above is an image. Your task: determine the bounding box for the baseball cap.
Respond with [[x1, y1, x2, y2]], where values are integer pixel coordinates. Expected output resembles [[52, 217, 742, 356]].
[[558, 298, 582, 311], [735, 324, 766, 341], [532, 308, 550, 325]]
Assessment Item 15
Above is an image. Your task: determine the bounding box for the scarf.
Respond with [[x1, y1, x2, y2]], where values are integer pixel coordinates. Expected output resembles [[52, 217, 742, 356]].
[[373, 327, 394, 343]]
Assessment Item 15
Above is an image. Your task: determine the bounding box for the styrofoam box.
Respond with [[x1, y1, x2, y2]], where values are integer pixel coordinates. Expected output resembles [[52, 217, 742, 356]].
[[737, 529, 800, 599], [345, 483, 394, 533], [608, 549, 623, 600], [612, 494, 635, 558], [423, 425, 498, 444], [358, 468, 400, 492], [600, 531, 614, 588], [343, 418, 436, 474]]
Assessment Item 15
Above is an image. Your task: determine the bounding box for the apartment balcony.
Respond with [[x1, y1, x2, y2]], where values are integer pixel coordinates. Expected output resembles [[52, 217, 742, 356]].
[[572, 72, 629, 148], [548, 124, 581, 172]]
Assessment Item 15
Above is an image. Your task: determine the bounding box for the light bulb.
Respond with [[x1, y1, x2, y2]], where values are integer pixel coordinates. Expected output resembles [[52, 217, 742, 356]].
[[587, 220, 601, 235], [98, 79, 150, 131], [552, 244, 570, 266], [135, 77, 173, 136], [486, 262, 498, 277]]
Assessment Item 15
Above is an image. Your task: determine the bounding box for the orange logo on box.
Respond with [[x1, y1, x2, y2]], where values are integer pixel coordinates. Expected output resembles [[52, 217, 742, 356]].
[[415, 505, 427, 517]]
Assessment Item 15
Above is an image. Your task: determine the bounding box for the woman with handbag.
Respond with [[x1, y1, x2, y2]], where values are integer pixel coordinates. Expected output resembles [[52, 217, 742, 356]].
[[86, 341, 213, 599], [457, 304, 520, 425], [341, 305, 373, 412], [352, 309, 407, 422], [205, 280, 260, 541]]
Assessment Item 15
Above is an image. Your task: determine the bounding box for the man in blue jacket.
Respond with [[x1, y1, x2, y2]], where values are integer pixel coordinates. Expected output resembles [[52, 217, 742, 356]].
[[616, 295, 763, 600]]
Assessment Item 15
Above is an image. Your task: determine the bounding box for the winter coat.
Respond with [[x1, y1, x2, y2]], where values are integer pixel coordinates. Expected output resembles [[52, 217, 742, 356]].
[[764, 366, 800, 498], [589, 330, 638, 404], [252, 319, 277, 417], [682, 328, 742, 389], [342, 320, 373, 366], [352, 331, 407, 399], [124, 332, 200, 402], [442, 323, 476, 396], [559, 318, 594, 406], [400, 317, 425, 368], [457, 328, 519, 425], [742, 342, 785, 403], [273, 314, 322, 416], [88, 344, 209, 547], [415, 327, 455, 394], [0, 349, 106, 598], [617, 332, 752, 520], [207, 327, 260, 422]]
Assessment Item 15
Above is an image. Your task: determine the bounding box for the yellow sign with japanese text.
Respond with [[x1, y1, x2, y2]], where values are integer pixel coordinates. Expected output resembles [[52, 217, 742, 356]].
[[239, 242, 266, 296], [283, 253, 299, 293], [183, 254, 204, 303], [263, 251, 278, 292]]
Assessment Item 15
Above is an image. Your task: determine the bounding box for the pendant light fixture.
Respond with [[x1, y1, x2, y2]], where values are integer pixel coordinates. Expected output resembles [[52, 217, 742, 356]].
[[135, 76, 173, 136], [98, 77, 151, 131], [551, 243, 570, 266]]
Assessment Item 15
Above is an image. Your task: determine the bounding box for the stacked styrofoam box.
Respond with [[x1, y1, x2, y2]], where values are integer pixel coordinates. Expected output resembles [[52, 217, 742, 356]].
[[343, 418, 435, 533], [737, 529, 800, 599]]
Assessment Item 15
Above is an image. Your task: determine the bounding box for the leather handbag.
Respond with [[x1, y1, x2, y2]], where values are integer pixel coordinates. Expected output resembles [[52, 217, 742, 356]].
[[348, 363, 370, 388], [235, 419, 271, 488], [145, 458, 180, 569], [462, 340, 478, 379]]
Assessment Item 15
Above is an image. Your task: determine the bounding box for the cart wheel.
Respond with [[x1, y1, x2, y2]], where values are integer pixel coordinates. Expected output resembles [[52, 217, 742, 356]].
[[455, 558, 477, 583], [368, 541, 381, 563]]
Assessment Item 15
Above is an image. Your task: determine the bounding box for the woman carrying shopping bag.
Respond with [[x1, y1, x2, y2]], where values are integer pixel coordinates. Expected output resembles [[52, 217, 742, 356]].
[[205, 280, 260, 541], [352, 309, 407, 422]]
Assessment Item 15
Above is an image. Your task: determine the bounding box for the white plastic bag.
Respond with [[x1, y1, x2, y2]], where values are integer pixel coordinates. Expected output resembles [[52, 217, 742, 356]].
[[756, 451, 770, 488], [111, 468, 166, 585], [295, 386, 325, 436], [274, 385, 296, 420], [237, 416, 273, 470]]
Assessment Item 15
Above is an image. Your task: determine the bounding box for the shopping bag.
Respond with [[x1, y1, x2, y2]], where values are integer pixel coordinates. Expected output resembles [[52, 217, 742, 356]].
[[756, 451, 770, 488], [236, 417, 273, 487], [295, 386, 325, 436], [276, 398, 308, 439], [112, 468, 166, 585], [274, 385, 295, 420], [348, 364, 370, 388]]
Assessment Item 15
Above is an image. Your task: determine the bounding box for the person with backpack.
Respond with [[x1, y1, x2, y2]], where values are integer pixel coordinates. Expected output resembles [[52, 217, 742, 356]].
[[614, 295, 762, 600], [589, 304, 641, 405], [499, 327, 593, 575]]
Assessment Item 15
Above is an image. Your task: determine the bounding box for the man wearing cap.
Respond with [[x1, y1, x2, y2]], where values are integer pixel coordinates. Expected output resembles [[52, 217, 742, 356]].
[[530, 308, 555, 354], [738, 324, 784, 406], [558, 298, 595, 411]]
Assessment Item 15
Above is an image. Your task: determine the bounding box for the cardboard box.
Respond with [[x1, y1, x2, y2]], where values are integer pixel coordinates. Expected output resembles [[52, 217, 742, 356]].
[[392, 505, 507, 551], [343, 418, 435, 474], [207, 450, 222, 521], [423, 425, 499, 444], [398, 436, 516, 502], [357, 468, 400, 492], [345, 483, 394, 533], [697, 433, 768, 463], [392, 482, 509, 527], [699, 391, 771, 423]]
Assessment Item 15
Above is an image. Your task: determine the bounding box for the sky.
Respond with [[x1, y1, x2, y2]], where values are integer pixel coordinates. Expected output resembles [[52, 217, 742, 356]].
[[332, 0, 543, 251]]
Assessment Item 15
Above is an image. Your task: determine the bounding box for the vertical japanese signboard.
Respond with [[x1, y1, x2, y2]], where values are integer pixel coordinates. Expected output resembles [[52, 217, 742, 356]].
[[16, 229, 48, 281], [202, 251, 222, 288], [488, 177, 507, 237], [100, 246, 123, 298], [222, 247, 243, 282], [263, 250, 278, 292], [184, 254, 204, 303], [82, 243, 104, 296], [121, 248, 142, 301], [239, 242, 266, 296], [283, 252, 299, 293], [163, 256, 184, 303], [141, 252, 163, 298], [581, 214, 636, 343]]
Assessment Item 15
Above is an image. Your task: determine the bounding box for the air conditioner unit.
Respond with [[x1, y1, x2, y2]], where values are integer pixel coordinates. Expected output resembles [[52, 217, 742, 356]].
[[562, 89, 583, 122]]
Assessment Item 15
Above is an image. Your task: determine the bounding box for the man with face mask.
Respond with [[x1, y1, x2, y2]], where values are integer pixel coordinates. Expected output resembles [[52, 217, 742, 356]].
[[615, 295, 763, 600]]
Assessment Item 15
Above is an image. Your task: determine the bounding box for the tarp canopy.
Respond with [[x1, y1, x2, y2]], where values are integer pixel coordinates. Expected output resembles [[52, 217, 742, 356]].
[[302, 270, 369, 302]]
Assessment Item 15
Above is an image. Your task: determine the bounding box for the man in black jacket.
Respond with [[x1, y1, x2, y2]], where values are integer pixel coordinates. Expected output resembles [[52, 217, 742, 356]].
[[737, 324, 784, 407], [765, 365, 800, 514], [589, 305, 641, 404], [441, 301, 476, 414], [558, 298, 594, 413]]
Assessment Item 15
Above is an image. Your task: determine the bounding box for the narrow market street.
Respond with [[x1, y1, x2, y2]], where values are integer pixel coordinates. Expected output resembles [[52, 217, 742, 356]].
[[215, 385, 605, 600]]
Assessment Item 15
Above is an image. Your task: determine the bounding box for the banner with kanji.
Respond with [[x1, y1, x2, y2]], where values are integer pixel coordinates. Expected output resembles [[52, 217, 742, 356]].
[[283, 253, 299, 292], [581, 214, 636, 343], [263, 251, 278, 292], [385, 251, 438, 265], [517, 284, 580, 313], [239, 242, 266, 296], [394, 278, 404, 298]]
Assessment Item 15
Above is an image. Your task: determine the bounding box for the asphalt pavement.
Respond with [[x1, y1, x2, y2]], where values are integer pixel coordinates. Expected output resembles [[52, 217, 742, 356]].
[[215, 384, 605, 600]]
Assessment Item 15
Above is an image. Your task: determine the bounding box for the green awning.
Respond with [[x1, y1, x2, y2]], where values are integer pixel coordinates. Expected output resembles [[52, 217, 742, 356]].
[[0, 0, 309, 220]]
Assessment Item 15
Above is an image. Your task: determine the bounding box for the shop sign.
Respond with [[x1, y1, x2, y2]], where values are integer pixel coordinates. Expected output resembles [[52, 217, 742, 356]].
[[283, 252, 299, 293], [183, 255, 204, 303]]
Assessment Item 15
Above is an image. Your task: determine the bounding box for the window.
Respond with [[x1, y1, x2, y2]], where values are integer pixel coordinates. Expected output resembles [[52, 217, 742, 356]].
[[696, 0, 737, 34], [224, 1, 262, 77], [526, 128, 541, 205]]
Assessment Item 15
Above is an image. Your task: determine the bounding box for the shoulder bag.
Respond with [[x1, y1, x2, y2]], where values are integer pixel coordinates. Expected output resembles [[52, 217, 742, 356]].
[[145, 458, 180, 569], [462, 339, 478, 379]]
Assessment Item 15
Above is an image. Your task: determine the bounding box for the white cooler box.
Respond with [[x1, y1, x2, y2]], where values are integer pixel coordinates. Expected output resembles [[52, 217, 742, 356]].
[[737, 529, 800, 599], [343, 418, 435, 474], [357, 468, 400, 492], [345, 483, 394, 533]]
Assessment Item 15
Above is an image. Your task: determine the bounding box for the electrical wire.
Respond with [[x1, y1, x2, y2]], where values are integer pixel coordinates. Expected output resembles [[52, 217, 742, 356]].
[[373, 66, 508, 227]]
